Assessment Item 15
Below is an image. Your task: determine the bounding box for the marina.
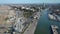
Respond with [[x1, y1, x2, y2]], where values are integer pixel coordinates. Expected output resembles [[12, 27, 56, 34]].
[[0, 4, 60, 34], [35, 8, 60, 34]]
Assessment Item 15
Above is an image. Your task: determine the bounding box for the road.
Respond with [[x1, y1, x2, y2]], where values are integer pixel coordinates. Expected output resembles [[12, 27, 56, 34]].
[[23, 11, 40, 34]]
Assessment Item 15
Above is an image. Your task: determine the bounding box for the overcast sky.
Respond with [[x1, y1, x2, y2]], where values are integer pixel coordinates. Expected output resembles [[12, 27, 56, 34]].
[[0, 0, 60, 4]]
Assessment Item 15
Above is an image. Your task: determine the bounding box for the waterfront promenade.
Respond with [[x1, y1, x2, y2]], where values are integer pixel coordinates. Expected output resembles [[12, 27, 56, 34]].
[[23, 11, 40, 34]]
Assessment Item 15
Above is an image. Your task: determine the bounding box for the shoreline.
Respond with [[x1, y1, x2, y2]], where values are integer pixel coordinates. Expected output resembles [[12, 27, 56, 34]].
[[23, 10, 40, 34], [33, 11, 40, 34]]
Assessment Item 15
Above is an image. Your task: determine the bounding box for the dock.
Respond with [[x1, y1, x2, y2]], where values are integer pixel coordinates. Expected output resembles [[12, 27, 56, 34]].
[[51, 25, 58, 34]]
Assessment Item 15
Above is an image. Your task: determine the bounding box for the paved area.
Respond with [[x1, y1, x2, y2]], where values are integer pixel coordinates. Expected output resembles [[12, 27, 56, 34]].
[[23, 11, 40, 34], [23, 19, 37, 34]]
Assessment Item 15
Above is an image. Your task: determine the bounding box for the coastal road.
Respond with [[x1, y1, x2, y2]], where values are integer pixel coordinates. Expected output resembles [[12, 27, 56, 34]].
[[23, 19, 38, 34], [23, 11, 40, 34]]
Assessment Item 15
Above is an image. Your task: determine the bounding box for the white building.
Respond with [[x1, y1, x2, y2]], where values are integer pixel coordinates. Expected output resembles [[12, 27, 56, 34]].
[[14, 17, 25, 32]]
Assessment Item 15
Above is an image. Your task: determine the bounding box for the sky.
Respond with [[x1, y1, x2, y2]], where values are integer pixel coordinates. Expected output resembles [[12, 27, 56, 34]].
[[0, 0, 60, 4]]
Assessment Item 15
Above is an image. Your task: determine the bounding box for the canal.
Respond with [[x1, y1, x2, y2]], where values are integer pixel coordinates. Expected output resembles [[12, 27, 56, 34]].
[[34, 8, 60, 34]]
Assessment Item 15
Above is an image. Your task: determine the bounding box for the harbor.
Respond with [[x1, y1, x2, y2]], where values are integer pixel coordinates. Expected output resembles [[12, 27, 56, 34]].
[[34, 8, 60, 34], [0, 4, 60, 34]]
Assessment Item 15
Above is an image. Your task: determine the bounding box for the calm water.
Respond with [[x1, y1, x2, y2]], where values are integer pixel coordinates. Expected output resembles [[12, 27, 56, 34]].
[[34, 9, 60, 34]]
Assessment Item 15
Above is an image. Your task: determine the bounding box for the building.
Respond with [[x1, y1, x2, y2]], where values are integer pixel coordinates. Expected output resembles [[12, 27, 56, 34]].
[[0, 5, 16, 34], [14, 17, 25, 32]]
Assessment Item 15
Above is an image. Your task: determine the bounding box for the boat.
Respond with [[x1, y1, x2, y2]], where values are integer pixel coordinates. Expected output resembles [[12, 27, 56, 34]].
[[50, 25, 58, 34], [48, 13, 56, 20], [48, 13, 60, 21]]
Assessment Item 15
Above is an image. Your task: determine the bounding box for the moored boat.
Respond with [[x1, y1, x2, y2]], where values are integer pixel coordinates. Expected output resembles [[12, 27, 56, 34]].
[[50, 25, 58, 34]]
